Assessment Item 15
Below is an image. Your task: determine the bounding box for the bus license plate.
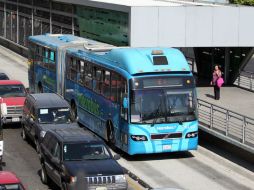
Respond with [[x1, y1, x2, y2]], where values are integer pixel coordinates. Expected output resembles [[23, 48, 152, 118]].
[[12, 118, 20, 122], [163, 145, 172, 150]]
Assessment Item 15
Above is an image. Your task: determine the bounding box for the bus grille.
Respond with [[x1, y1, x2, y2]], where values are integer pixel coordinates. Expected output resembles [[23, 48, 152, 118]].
[[151, 132, 182, 140], [7, 106, 23, 115]]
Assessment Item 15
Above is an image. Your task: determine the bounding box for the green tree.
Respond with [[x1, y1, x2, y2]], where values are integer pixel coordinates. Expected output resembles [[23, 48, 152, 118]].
[[230, 0, 254, 6]]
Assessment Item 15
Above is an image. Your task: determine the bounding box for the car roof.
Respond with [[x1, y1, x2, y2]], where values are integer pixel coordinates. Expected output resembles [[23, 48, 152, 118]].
[[0, 171, 21, 184], [50, 128, 101, 143], [28, 93, 69, 108], [0, 80, 23, 85]]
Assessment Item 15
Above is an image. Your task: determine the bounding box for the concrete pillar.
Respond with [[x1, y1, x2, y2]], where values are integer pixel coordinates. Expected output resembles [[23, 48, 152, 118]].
[[224, 47, 230, 84]]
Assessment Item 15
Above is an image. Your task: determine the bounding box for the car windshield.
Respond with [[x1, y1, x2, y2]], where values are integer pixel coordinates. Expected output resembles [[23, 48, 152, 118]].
[[0, 184, 25, 190], [0, 85, 26, 97], [38, 107, 71, 124], [0, 73, 9, 80], [63, 143, 111, 161], [130, 88, 197, 124]]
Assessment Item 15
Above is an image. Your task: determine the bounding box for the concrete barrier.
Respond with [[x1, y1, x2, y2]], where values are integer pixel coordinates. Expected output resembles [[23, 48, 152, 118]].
[[0, 37, 28, 58]]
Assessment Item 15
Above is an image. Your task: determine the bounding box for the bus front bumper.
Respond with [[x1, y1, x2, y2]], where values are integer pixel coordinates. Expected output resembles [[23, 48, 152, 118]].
[[128, 135, 198, 155]]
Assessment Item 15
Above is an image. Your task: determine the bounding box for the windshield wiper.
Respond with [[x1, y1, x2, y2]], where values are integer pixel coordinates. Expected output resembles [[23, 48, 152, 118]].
[[151, 98, 163, 127]]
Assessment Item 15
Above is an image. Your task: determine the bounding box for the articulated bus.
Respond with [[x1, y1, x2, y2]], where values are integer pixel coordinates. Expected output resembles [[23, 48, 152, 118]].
[[28, 34, 198, 155]]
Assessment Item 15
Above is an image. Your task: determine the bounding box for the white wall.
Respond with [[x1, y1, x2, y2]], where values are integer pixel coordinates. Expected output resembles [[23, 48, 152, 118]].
[[130, 6, 254, 47]]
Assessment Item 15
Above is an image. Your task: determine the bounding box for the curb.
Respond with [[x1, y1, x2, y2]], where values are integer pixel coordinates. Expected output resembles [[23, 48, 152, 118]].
[[123, 166, 152, 190]]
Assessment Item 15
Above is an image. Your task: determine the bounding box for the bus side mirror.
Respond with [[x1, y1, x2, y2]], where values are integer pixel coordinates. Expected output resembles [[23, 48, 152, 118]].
[[123, 97, 128, 109]]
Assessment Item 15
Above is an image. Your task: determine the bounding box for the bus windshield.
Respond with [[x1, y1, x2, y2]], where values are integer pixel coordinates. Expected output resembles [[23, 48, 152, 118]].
[[130, 88, 197, 124], [0, 85, 26, 98]]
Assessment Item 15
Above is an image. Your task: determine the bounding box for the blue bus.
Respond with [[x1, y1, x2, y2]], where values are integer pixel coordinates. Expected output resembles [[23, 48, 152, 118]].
[[28, 34, 198, 155]]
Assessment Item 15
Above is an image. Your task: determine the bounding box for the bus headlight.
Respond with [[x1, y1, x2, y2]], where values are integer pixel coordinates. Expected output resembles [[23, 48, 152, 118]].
[[1, 103, 7, 116], [185, 131, 198, 138], [131, 135, 148, 141], [115, 175, 126, 184]]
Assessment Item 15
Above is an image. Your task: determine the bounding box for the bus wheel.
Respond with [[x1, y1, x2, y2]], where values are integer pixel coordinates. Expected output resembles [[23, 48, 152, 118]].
[[38, 82, 43, 93], [70, 102, 77, 121], [107, 121, 115, 145]]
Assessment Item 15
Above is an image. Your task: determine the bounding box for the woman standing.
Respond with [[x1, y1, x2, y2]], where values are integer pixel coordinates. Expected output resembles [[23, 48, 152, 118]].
[[211, 65, 222, 100]]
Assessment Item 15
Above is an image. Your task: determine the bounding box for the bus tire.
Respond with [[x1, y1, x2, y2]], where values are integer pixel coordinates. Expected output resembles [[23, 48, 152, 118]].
[[70, 101, 77, 121], [107, 121, 115, 145], [38, 82, 43, 93]]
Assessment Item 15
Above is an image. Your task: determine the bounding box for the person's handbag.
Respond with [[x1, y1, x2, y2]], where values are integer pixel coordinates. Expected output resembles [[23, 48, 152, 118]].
[[217, 77, 224, 88]]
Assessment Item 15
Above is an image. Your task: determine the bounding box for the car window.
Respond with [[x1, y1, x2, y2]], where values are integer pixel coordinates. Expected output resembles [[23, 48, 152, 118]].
[[63, 143, 111, 161], [0, 84, 26, 97], [48, 137, 58, 156], [42, 132, 51, 147], [53, 142, 60, 160], [38, 107, 71, 124], [0, 184, 25, 190]]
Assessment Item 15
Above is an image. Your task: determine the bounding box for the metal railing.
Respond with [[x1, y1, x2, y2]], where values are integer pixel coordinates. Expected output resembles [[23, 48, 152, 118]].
[[234, 70, 254, 92], [197, 99, 254, 151]]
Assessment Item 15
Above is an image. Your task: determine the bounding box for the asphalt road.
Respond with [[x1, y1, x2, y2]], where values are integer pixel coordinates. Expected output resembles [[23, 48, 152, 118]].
[[0, 45, 254, 190]]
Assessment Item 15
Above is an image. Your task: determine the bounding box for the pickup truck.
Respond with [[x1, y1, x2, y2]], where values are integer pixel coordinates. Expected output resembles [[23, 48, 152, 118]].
[[0, 80, 26, 125]]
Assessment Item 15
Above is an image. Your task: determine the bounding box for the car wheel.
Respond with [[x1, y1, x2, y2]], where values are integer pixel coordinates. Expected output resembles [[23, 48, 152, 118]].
[[41, 164, 48, 184], [35, 139, 40, 154], [21, 127, 27, 141], [61, 182, 68, 190]]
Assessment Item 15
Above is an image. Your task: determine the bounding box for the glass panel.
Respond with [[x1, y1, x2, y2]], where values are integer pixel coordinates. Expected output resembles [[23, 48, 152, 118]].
[[63, 143, 111, 161], [130, 88, 197, 124], [75, 5, 129, 46], [38, 107, 71, 124]]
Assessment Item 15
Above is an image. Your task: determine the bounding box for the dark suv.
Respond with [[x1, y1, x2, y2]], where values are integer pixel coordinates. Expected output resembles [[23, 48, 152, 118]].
[[40, 128, 127, 190], [21, 93, 79, 152]]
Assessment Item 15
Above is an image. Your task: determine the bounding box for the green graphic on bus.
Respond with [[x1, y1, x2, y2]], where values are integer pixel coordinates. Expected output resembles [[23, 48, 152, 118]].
[[77, 94, 101, 117]]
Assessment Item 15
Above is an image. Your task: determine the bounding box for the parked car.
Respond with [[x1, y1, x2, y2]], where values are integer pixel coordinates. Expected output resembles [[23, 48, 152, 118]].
[[40, 128, 127, 190], [0, 73, 9, 80], [0, 80, 27, 125], [21, 93, 79, 153], [0, 171, 26, 190]]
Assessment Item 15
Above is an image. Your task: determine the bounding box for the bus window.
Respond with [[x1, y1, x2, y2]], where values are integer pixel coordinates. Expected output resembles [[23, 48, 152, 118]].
[[94, 67, 102, 94], [102, 70, 110, 99], [111, 72, 118, 102], [49, 51, 56, 71], [120, 79, 128, 121], [84, 62, 93, 89], [78, 60, 85, 85], [70, 58, 77, 82]]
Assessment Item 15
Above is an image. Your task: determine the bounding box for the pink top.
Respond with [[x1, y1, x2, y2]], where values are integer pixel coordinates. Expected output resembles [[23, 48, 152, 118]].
[[212, 70, 222, 85]]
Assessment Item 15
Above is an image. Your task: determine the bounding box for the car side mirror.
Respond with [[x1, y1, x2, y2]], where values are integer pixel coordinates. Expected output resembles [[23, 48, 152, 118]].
[[29, 117, 35, 124], [52, 157, 60, 165], [113, 154, 121, 160], [25, 88, 30, 94], [123, 97, 128, 109]]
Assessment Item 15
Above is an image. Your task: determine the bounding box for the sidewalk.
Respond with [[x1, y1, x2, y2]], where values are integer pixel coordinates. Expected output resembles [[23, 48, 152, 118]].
[[197, 86, 254, 118]]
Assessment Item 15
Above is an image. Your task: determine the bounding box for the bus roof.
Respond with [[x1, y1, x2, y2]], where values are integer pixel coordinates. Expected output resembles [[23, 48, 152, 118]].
[[67, 47, 191, 76], [28, 34, 94, 49]]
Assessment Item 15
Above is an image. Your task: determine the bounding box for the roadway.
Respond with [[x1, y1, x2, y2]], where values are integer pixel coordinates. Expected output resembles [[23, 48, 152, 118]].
[[1, 45, 254, 190]]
